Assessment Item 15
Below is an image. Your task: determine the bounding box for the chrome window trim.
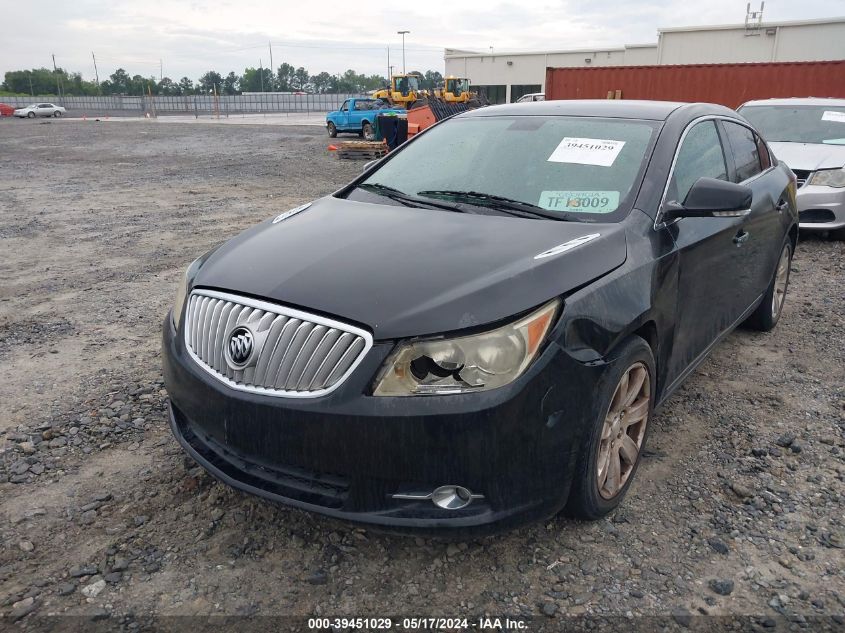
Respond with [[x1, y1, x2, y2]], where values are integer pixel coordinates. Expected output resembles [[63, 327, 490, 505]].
[[654, 115, 773, 230], [184, 288, 374, 399]]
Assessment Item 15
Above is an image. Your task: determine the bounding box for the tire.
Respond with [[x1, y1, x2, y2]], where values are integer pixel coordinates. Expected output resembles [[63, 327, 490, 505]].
[[53, 111, 62, 118], [327, 121, 337, 138], [829, 227, 845, 241], [744, 241, 792, 332], [362, 121, 374, 141], [27, 112, 35, 118], [565, 335, 655, 520]]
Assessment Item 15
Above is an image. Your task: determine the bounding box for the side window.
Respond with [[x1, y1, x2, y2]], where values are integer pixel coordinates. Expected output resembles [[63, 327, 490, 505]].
[[340, 101, 349, 112], [722, 121, 763, 182], [755, 133, 771, 170], [669, 121, 728, 204]]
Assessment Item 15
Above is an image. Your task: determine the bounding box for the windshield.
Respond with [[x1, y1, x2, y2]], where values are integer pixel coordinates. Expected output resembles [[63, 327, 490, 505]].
[[448, 79, 469, 95], [739, 105, 845, 145], [353, 115, 659, 222]]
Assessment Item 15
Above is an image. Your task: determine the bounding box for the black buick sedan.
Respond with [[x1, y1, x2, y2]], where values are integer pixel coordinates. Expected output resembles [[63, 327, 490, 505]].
[[163, 100, 797, 533]]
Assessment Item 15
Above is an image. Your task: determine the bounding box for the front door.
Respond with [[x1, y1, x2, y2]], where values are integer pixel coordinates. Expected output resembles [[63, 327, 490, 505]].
[[663, 119, 750, 384], [338, 101, 350, 130]]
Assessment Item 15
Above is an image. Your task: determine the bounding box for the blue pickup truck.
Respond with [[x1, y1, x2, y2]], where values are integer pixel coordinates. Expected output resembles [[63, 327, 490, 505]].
[[326, 98, 404, 140]]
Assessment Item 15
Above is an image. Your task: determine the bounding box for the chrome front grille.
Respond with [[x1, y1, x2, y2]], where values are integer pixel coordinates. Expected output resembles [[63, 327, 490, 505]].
[[183, 289, 372, 397]]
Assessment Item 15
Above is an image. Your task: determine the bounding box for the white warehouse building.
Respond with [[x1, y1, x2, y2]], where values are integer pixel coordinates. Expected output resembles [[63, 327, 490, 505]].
[[444, 17, 845, 103]]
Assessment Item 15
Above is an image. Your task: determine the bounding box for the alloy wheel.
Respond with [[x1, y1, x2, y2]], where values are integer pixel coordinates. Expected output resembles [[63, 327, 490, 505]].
[[597, 362, 650, 499], [772, 245, 790, 319]]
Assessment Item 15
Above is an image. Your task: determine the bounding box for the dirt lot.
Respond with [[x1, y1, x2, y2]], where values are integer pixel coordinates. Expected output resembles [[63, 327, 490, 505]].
[[1, 119, 843, 630]]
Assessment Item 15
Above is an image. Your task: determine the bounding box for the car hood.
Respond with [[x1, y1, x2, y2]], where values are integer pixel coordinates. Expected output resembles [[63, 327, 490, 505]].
[[193, 197, 627, 339], [768, 141, 845, 171]]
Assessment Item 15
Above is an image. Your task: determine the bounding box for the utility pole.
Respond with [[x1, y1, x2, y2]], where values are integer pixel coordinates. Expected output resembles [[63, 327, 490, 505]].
[[28, 73, 34, 96], [259, 58, 264, 92], [397, 31, 410, 74], [160, 59, 163, 82], [51, 53, 64, 103], [269, 41, 274, 90], [92, 52, 101, 94], [387, 46, 390, 80]]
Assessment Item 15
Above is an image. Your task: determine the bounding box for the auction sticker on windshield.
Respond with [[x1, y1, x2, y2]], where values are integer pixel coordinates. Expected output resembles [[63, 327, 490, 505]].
[[822, 111, 845, 123], [539, 191, 620, 213], [547, 137, 625, 167]]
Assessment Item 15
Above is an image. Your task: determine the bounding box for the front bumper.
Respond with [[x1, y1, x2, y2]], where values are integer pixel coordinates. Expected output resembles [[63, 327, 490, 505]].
[[162, 311, 603, 534], [796, 184, 845, 231]]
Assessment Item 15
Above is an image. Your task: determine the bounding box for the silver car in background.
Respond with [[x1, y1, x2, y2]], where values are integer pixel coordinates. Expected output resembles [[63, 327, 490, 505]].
[[739, 98, 845, 239], [14, 103, 66, 118], [516, 93, 545, 103]]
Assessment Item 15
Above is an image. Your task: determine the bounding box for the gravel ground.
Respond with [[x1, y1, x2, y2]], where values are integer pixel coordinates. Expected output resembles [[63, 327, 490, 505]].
[[0, 118, 843, 630]]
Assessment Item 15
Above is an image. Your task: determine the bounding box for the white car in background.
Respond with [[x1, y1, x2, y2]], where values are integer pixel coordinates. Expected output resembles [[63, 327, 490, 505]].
[[14, 103, 66, 118], [739, 97, 845, 239], [516, 92, 544, 103]]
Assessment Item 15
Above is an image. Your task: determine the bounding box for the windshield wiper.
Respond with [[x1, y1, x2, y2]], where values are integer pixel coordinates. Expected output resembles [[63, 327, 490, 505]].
[[356, 183, 469, 212], [416, 190, 574, 221]]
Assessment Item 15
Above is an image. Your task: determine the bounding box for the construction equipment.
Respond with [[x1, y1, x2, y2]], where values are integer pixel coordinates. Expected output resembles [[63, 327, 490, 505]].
[[373, 73, 426, 108], [406, 100, 474, 137], [435, 76, 472, 103]]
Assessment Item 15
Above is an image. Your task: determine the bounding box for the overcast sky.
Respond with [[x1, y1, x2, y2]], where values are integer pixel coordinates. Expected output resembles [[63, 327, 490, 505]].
[[2, 0, 842, 82]]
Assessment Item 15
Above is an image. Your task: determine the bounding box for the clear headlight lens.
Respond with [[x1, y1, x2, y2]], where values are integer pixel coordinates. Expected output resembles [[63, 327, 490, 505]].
[[172, 258, 200, 329], [373, 300, 559, 396], [808, 168, 845, 188]]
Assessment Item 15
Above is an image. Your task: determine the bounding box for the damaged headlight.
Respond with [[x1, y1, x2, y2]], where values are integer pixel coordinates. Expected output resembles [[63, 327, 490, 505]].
[[373, 300, 559, 396], [808, 168, 845, 188], [171, 257, 202, 330]]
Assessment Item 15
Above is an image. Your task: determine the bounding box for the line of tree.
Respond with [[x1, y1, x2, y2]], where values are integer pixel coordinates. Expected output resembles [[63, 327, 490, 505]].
[[2, 65, 446, 97]]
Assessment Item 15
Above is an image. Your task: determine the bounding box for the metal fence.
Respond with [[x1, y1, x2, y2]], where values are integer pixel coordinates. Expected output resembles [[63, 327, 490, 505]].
[[1, 93, 367, 115]]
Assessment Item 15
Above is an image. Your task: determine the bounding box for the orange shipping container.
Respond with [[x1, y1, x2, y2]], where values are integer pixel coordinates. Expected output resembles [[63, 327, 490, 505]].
[[544, 61, 845, 109]]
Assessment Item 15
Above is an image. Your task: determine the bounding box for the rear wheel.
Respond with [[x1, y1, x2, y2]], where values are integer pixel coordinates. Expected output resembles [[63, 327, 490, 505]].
[[744, 241, 791, 331], [327, 121, 337, 138], [566, 336, 655, 520], [53, 110, 62, 118], [362, 121, 374, 141]]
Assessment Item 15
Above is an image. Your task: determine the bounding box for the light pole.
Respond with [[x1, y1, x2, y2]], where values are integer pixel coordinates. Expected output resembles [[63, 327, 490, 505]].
[[397, 30, 410, 74]]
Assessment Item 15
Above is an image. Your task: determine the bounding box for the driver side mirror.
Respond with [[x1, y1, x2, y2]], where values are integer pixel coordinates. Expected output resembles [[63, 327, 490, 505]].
[[663, 177, 752, 221]]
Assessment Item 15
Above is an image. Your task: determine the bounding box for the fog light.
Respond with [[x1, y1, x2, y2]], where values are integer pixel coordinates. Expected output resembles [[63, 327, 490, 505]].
[[431, 485, 474, 510], [391, 485, 484, 510]]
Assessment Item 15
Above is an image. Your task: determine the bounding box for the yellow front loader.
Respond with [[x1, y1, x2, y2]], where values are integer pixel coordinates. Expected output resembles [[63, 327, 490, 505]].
[[435, 76, 472, 103], [373, 74, 426, 108]]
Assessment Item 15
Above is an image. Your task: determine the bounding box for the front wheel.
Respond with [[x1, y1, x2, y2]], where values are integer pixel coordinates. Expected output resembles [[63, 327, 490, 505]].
[[744, 241, 791, 331], [566, 336, 655, 520], [27, 112, 35, 118], [327, 121, 337, 138], [362, 121, 374, 141]]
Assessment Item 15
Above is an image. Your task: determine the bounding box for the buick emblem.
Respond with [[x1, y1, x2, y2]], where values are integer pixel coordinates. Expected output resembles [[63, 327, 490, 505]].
[[226, 326, 254, 368]]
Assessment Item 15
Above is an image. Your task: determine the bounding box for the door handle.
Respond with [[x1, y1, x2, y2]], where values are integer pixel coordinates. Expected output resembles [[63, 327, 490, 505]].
[[776, 200, 789, 213], [733, 230, 750, 246]]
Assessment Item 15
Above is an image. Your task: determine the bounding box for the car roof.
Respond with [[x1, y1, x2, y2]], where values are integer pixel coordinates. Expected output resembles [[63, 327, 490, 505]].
[[740, 97, 845, 107], [461, 99, 726, 121]]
